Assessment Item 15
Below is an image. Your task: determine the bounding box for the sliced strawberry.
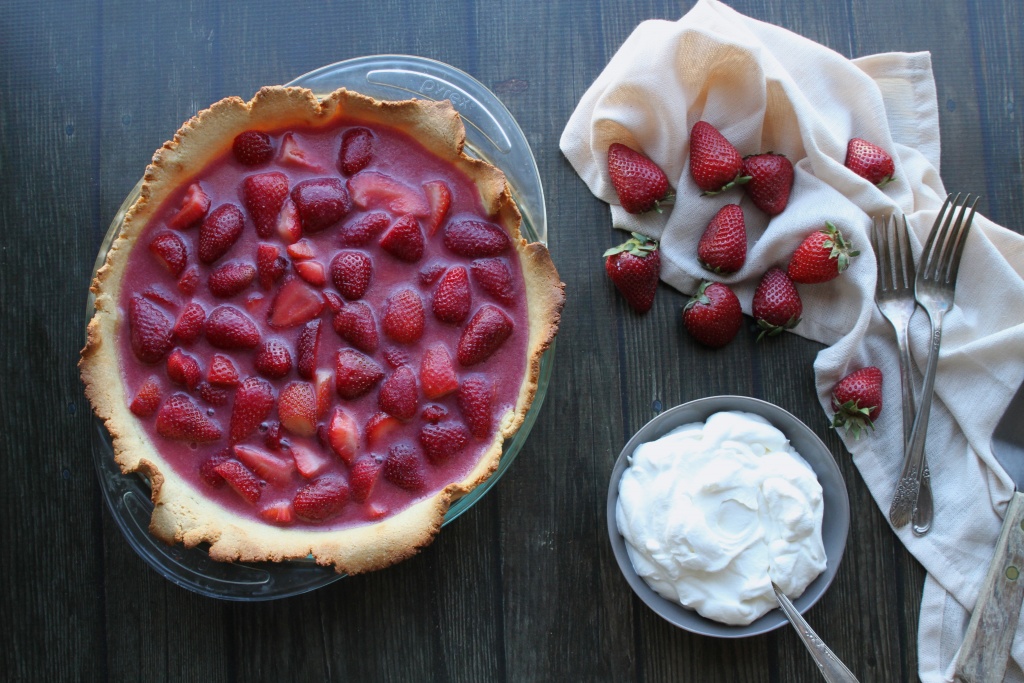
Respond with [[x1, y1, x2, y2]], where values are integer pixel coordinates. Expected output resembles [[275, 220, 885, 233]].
[[470, 258, 515, 304], [339, 211, 390, 246], [198, 382, 230, 406], [332, 302, 379, 353], [156, 393, 222, 442], [382, 347, 409, 369], [420, 344, 458, 399], [148, 232, 189, 277], [349, 454, 384, 503], [291, 444, 332, 479], [432, 266, 471, 324], [339, 127, 374, 175], [457, 304, 513, 366], [294, 320, 322, 380], [421, 404, 448, 423], [367, 503, 390, 520], [419, 262, 447, 286], [276, 198, 302, 244], [233, 444, 295, 485], [253, 339, 293, 379], [229, 376, 275, 442], [259, 500, 296, 525], [378, 366, 418, 421], [334, 348, 385, 399], [382, 289, 424, 344], [278, 132, 321, 171], [263, 421, 285, 450], [278, 381, 317, 437], [207, 354, 239, 387], [214, 459, 262, 504], [291, 177, 351, 233], [198, 204, 245, 264], [330, 250, 373, 300], [199, 450, 231, 488], [177, 266, 200, 296], [313, 368, 333, 419], [142, 285, 179, 309], [173, 302, 206, 345], [322, 290, 344, 313], [326, 406, 359, 465], [347, 171, 430, 216], [458, 375, 494, 439], [256, 243, 287, 290], [267, 277, 324, 329], [242, 172, 289, 238], [208, 261, 256, 298], [205, 306, 260, 349], [365, 412, 401, 446], [129, 295, 174, 364], [129, 377, 161, 417], [286, 239, 316, 261], [168, 183, 211, 230], [383, 444, 425, 492], [419, 420, 470, 465], [295, 260, 326, 287], [422, 180, 452, 236], [166, 348, 201, 390], [379, 214, 425, 263], [293, 474, 349, 522], [443, 219, 510, 258]]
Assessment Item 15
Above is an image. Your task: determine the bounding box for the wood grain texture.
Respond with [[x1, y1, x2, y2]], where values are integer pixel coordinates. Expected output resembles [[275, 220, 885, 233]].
[[1, 0, 1021, 681]]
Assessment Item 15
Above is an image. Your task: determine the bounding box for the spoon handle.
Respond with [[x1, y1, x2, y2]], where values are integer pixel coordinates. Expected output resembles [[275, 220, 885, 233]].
[[772, 583, 860, 683]]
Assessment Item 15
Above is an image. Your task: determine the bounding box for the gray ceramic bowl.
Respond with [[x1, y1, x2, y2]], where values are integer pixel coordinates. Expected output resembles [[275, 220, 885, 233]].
[[607, 396, 850, 637]]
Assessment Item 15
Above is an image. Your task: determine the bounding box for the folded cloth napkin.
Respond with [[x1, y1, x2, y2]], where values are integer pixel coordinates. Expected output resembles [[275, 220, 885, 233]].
[[560, 1, 1024, 680]]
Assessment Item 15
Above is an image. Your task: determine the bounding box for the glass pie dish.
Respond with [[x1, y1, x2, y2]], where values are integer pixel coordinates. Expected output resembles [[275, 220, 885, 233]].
[[85, 55, 553, 601]]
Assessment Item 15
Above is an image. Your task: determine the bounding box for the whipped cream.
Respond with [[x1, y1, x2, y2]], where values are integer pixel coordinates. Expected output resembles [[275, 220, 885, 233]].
[[615, 410, 826, 626]]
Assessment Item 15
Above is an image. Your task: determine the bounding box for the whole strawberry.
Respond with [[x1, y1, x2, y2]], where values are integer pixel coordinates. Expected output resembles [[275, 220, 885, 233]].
[[689, 121, 749, 194], [698, 204, 746, 274], [682, 281, 742, 349], [606, 143, 674, 214], [742, 153, 793, 216], [831, 366, 883, 439], [603, 232, 660, 313], [787, 222, 859, 284], [752, 267, 802, 340], [845, 138, 895, 188]]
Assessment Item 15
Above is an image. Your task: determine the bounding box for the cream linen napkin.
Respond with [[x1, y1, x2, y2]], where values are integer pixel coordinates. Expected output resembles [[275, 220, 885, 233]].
[[559, 1, 1024, 680]]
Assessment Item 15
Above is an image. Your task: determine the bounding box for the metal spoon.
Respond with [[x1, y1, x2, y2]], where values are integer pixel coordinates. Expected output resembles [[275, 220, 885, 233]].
[[772, 581, 860, 682]]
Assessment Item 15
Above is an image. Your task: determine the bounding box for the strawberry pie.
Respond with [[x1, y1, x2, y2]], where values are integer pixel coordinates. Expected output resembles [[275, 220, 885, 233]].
[[80, 86, 564, 574]]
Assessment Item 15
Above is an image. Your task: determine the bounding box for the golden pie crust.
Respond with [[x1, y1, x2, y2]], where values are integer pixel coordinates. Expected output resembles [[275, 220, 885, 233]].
[[80, 86, 564, 574]]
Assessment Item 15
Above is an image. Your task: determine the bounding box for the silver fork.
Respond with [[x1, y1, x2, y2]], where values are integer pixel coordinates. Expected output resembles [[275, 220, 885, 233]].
[[889, 193, 979, 529], [872, 214, 933, 535]]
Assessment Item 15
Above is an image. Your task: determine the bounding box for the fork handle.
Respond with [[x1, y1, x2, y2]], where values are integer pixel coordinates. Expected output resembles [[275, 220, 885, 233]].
[[896, 324, 934, 535]]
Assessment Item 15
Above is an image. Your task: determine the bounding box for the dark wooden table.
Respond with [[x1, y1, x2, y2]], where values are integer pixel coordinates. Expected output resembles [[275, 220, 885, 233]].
[[4, 1, 1022, 680]]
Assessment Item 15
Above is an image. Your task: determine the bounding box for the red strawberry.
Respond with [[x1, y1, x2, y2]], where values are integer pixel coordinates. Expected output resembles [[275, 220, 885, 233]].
[[278, 381, 317, 437], [148, 232, 189, 277], [276, 198, 302, 244], [295, 319, 321, 380], [787, 222, 859, 284], [383, 444, 425, 491], [129, 295, 174, 364], [689, 121, 749, 194], [339, 127, 374, 175], [229, 376, 275, 442], [470, 258, 515, 304], [339, 211, 390, 246], [256, 244, 287, 290], [287, 240, 315, 261], [382, 347, 409, 369], [322, 290, 344, 313], [326, 406, 359, 464], [166, 348, 202, 390], [264, 420, 285, 450], [207, 354, 239, 387], [742, 153, 794, 216], [831, 367, 884, 439], [267, 277, 324, 328], [365, 412, 401, 446], [205, 306, 260, 349], [419, 262, 447, 286], [349, 455, 384, 503], [432, 266, 471, 324], [330, 250, 373, 300], [259, 500, 296, 525], [198, 204, 245, 264], [378, 366, 418, 421], [168, 183, 211, 230], [443, 219, 510, 258], [313, 369, 333, 419], [607, 143, 674, 214], [332, 302, 379, 353], [245, 294, 266, 313], [232, 130, 273, 166], [156, 393, 222, 442], [173, 302, 206, 345], [233, 444, 296, 485], [420, 344, 458, 399], [177, 266, 200, 296], [214, 460, 263, 504], [334, 348, 385, 399], [419, 420, 469, 465], [199, 450, 231, 488], [682, 281, 743, 349], [142, 285, 178, 308], [421, 404, 448, 423], [458, 375, 493, 439], [293, 474, 349, 521], [697, 205, 746, 274], [278, 133, 321, 171], [295, 260, 326, 287], [208, 261, 256, 298], [379, 215, 425, 263], [291, 444, 332, 479], [423, 180, 452, 236], [198, 382, 230, 406], [382, 289, 425, 344], [290, 177, 352, 233], [129, 377, 161, 418], [457, 304, 514, 366], [845, 138, 895, 188], [752, 267, 803, 340], [347, 171, 430, 216], [242, 172, 289, 238], [253, 339, 293, 379], [604, 232, 660, 313]]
